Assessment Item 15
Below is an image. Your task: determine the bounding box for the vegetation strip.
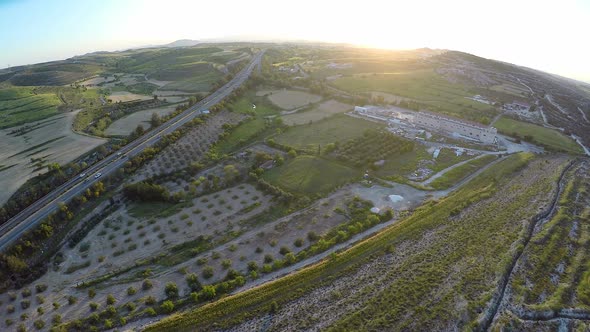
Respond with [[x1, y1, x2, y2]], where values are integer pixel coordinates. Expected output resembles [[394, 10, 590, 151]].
[[476, 159, 576, 331]]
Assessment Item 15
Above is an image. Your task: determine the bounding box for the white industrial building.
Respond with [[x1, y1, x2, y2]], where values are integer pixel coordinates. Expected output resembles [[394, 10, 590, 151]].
[[355, 106, 497, 144]]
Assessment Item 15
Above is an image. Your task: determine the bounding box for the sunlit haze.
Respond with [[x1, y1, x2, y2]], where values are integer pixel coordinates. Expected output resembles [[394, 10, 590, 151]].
[[1, 0, 589, 82]]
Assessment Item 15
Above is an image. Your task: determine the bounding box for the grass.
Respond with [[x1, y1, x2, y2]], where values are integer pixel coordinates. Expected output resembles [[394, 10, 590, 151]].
[[429, 155, 498, 190], [0, 87, 61, 128], [128, 202, 178, 218], [494, 116, 583, 154], [262, 155, 359, 195], [146, 153, 567, 332], [275, 114, 383, 151], [230, 96, 278, 116], [214, 118, 268, 154]]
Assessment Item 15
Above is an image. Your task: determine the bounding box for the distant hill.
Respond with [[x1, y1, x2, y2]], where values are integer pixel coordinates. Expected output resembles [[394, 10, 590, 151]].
[[162, 39, 200, 48]]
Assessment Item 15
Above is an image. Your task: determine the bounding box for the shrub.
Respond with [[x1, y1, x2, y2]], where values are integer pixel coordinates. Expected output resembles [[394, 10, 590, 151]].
[[98, 255, 106, 263], [52, 314, 62, 325], [229, 244, 238, 252], [128, 243, 138, 251], [20, 300, 30, 309], [37, 307, 44, 315], [186, 273, 202, 292], [104, 319, 113, 329], [35, 284, 48, 293], [160, 300, 174, 313], [79, 242, 91, 252], [142, 279, 153, 290], [264, 254, 274, 263], [105, 305, 117, 316], [126, 302, 136, 311], [17, 324, 26, 332], [5, 319, 13, 327], [221, 259, 232, 269], [165, 282, 179, 299], [211, 251, 221, 259], [279, 246, 291, 255], [255, 247, 263, 253], [269, 239, 277, 247], [145, 296, 156, 305], [106, 294, 116, 305], [88, 313, 99, 323], [36, 295, 44, 304], [88, 289, 96, 298], [199, 285, 217, 301], [145, 307, 157, 316], [202, 266, 214, 279], [307, 231, 319, 242], [89, 302, 99, 311], [294, 238, 304, 247], [127, 287, 137, 296], [22, 288, 31, 297], [6, 305, 15, 314], [248, 261, 259, 271], [196, 257, 208, 265], [68, 296, 78, 305], [8, 292, 16, 301], [53, 302, 61, 310], [20, 313, 28, 321], [33, 319, 45, 330]]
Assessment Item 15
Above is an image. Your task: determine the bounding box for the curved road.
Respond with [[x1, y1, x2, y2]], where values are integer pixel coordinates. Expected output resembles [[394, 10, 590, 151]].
[[0, 51, 264, 253]]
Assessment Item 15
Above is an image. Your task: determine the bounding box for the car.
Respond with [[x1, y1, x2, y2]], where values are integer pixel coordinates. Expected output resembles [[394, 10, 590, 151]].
[[79, 173, 86, 178], [117, 152, 122, 156], [94, 173, 102, 179]]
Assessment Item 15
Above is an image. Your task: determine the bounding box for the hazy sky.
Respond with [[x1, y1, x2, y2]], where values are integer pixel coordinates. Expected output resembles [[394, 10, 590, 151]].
[[1, 0, 589, 82]]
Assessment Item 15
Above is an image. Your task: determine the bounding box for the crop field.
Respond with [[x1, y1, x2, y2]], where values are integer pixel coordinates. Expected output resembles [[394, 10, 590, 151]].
[[427, 154, 498, 189], [146, 153, 570, 332], [0, 87, 61, 128], [0, 111, 106, 204], [258, 89, 322, 110], [274, 115, 384, 151], [281, 99, 352, 125], [230, 95, 279, 117], [133, 110, 247, 180], [262, 155, 359, 195], [212, 118, 268, 154], [495, 116, 583, 154], [105, 105, 177, 136], [0, 183, 273, 331]]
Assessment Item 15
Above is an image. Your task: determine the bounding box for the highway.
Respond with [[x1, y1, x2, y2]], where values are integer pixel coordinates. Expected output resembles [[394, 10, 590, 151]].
[[0, 51, 264, 253]]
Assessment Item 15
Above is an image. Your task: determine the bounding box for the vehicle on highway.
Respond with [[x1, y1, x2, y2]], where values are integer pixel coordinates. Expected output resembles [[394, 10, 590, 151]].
[[117, 152, 122, 156], [94, 172, 102, 179], [79, 173, 86, 178]]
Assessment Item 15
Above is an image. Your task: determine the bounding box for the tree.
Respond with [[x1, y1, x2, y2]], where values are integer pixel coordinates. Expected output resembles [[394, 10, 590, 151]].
[[151, 113, 162, 127], [223, 164, 239, 183]]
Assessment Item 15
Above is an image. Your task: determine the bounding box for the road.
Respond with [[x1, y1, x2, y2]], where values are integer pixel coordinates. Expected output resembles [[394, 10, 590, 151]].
[[0, 51, 264, 253]]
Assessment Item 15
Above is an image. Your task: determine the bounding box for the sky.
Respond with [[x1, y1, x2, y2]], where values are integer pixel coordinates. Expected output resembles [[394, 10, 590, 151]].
[[1, 0, 589, 82]]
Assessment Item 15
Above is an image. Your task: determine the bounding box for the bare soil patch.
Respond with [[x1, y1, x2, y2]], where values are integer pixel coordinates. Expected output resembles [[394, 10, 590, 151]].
[[105, 105, 176, 136], [258, 89, 322, 110], [0, 110, 106, 204]]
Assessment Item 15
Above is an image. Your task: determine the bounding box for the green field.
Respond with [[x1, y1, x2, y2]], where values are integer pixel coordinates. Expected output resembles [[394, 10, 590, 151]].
[[495, 116, 583, 154], [214, 118, 269, 154], [262, 155, 359, 195], [230, 95, 279, 116], [147, 153, 567, 331], [275, 115, 384, 151], [428, 154, 498, 190], [0, 87, 62, 128]]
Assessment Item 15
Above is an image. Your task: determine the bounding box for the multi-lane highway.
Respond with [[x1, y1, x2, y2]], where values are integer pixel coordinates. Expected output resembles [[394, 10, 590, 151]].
[[0, 51, 264, 253]]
